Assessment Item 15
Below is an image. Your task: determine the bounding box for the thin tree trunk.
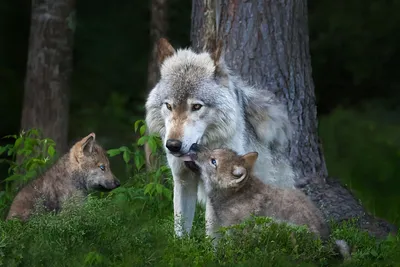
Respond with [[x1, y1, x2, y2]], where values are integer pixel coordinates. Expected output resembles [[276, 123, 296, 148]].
[[191, 0, 397, 238], [145, 0, 168, 171], [21, 0, 75, 154]]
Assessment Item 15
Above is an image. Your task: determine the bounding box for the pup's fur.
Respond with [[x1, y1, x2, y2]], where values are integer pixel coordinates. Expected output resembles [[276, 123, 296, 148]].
[[6, 133, 120, 221], [185, 144, 329, 238], [145, 38, 296, 237], [185, 144, 350, 259]]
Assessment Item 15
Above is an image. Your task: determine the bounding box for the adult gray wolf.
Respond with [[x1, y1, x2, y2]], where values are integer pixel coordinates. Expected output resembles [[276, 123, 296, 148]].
[[183, 144, 350, 259], [145, 38, 296, 238], [6, 133, 120, 221]]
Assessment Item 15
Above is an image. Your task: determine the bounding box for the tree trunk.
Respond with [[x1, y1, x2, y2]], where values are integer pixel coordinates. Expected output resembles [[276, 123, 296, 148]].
[[145, 0, 168, 170], [191, 0, 397, 238], [21, 0, 75, 154]]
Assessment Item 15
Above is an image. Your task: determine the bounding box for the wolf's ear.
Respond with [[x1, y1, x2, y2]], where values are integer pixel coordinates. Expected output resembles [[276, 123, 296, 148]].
[[158, 38, 176, 65], [231, 165, 247, 184], [241, 152, 258, 169], [80, 132, 96, 155], [211, 40, 229, 86], [211, 39, 223, 66]]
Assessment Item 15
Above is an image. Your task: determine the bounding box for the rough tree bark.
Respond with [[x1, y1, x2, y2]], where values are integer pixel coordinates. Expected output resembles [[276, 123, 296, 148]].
[[191, 0, 397, 238], [145, 0, 168, 170], [21, 0, 75, 154]]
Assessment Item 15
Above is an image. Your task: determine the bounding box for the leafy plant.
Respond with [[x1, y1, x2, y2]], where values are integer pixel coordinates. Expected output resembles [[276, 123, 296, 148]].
[[0, 129, 56, 216], [107, 120, 172, 208]]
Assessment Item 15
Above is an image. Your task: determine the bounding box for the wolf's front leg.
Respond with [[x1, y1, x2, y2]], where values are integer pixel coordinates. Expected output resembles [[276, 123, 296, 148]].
[[173, 172, 199, 237], [205, 198, 220, 246]]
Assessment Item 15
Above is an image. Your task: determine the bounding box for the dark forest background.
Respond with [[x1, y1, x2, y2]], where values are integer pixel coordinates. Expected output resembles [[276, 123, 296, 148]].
[[0, 0, 399, 226]]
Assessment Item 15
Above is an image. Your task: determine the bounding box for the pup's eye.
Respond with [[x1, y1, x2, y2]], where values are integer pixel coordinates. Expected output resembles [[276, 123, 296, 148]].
[[99, 165, 106, 171], [165, 103, 172, 111], [211, 158, 217, 167], [192, 104, 202, 111]]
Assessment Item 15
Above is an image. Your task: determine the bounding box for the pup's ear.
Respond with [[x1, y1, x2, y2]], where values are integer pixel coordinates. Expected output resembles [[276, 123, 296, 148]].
[[231, 165, 247, 184], [80, 133, 96, 155], [158, 38, 176, 65], [71, 133, 96, 163], [241, 152, 258, 169]]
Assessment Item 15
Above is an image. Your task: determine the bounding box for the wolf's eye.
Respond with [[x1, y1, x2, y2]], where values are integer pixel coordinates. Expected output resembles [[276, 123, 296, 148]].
[[165, 103, 172, 111], [99, 165, 106, 171], [192, 104, 202, 111], [211, 158, 217, 167]]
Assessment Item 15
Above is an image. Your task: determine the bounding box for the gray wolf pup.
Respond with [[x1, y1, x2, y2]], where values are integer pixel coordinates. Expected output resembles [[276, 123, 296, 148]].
[[6, 133, 120, 221], [184, 144, 350, 258], [145, 38, 296, 237]]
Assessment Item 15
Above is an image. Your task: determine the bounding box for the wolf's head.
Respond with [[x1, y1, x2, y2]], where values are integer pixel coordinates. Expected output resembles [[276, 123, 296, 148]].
[[70, 133, 120, 192], [145, 38, 238, 158], [183, 144, 258, 193]]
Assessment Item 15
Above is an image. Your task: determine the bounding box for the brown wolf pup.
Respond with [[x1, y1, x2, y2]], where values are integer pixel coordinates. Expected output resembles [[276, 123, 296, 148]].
[[183, 144, 350, 258], [6, 133, 120, 221]]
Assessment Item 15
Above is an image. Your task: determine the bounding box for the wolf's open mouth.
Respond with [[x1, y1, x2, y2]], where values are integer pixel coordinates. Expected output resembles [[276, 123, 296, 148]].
[[184, 161, 200, 173]]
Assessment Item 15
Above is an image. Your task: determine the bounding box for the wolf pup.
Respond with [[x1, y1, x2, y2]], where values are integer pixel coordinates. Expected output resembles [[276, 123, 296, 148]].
[[6, 133, 120, 221], [183, 144, 350, 259], [145, 38, 296, 238]]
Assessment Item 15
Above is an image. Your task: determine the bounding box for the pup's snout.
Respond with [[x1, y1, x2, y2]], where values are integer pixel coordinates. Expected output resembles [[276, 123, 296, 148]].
[[114, 179, 121, 188], [187, 151, 198, 161], [166, 139, 182, 153], [189, 143, 199, 152]]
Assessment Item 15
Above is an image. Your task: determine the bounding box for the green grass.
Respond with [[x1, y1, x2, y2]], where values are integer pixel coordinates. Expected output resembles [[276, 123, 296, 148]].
[[1, 182, 399, 267]]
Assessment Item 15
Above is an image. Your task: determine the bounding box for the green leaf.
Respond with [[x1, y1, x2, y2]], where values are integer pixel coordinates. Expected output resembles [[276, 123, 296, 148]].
[[134, 152, 145, 171], [123, 151, 131, 164], [144, 183, 155, 196], [148, 137, 158, 153], [2, 134, 17, 139], [7, 148, 14, 156], [137, 136, 148, 146], [118, 146, 130, 152], [4, 174, 22, 182], [0, 145, 9, 156], [134, 120, 144, 132], [139, 125, 146, 136], [14, 137, 23, 149], [155, 168, 162, 178], [163, 188, 172, 200], [107, 149, 122, 157], [370, 249, 378, 257], [47, 146, 56, 158], [155, 183, 163, 195]]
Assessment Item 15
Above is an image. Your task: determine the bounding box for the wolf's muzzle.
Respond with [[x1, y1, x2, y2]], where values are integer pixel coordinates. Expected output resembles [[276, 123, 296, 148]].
[[166, 139, 182, 153]]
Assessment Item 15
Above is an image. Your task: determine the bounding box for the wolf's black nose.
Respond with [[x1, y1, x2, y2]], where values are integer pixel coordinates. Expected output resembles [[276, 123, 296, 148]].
[[114, 180, 121, 187], [166, 139, 182, 152], [189, 143, 199, 152]]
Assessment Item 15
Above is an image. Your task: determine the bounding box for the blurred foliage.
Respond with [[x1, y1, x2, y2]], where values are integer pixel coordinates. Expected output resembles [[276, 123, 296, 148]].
[[319, 103, 400, 225], [309, 0, 400, 113]]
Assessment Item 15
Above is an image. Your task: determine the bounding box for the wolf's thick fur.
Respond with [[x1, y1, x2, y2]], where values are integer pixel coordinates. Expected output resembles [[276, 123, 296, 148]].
[[186, 145, 350, 259], [145, 38, 296, 237], [6, 133, 120, 221]]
